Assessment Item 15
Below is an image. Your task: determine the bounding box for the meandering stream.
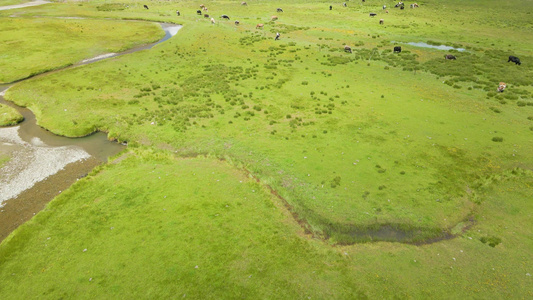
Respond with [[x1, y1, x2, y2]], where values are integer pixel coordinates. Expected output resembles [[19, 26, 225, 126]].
[[0, 22, 182, 241]]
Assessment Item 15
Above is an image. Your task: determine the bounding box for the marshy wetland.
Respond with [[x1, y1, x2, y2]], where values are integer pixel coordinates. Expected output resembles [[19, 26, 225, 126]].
[[0, 0, 532, 298]]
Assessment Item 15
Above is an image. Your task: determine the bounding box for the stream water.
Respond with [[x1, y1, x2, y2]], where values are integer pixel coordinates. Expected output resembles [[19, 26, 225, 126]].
[[0, 22, 182, 241], [394, 41, 466, 52]]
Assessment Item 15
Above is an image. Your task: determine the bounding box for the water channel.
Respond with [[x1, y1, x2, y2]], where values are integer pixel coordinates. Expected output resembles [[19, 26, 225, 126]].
[[0, 22, 182, 241]]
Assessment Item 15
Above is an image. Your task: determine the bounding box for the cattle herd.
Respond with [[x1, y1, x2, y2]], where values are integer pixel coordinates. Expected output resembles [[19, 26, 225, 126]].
[[153, 2, 522, 91]]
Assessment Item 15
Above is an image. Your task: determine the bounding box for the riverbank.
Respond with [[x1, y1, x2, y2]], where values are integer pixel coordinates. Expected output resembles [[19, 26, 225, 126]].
[[0, 22, 181, 240]]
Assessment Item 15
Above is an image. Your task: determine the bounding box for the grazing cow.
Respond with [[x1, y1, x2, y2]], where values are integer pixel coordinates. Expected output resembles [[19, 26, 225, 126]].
[[395, 2, 403, 7], [508, 56, 521, 65], [211, 18, 216, 24], [143, 5, 149, 9], [343, 3, 347, 7], [344, 45, 352, 53], [204, 14, 209, 18], [277, 8, 283, 12], [379, 19, 384, 24], [221, 14, 230, 20], [197, 10, 202, 15], [386, 10, 389, 13], [383, 5, 387, 10], [256, 23, 264, 29], [400, 5, 405, 10], [394, 46, 401, 53], [235, 20, 240, 25], [330, 5, 332, 10], [176, 10, 180, 16], [497, 82, 506, 93], [241, 2, 247, 5], [275, 32, 280, 40], [271, 15, 278, 21], [370, 13, 377, 17], [200, 4, 205, 9], [445, 54, 457, 60], [413, 3, 419, 7], [203, 7, 208, 11]]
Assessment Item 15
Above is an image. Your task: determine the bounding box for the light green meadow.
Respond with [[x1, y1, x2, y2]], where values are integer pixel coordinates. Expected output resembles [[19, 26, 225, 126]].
[[0, 17, 163, 83], [0, 0, 28, 6], [0, 103, 23, 126], [0, 0, 532, 298]]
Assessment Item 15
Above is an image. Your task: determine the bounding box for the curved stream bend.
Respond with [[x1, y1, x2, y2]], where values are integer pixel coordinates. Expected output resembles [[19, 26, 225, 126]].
[[0, 22, 182, 240]]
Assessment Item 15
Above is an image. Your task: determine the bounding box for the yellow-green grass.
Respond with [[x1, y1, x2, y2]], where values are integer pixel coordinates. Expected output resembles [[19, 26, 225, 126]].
[[0, 0, 28, 6], [5, 0, 532, 243], [1, 0, 533, 297], [0, 155, 9, 168], [0, 17, 164, 83], [0, 151, 531, 298], [0, 103, 23, 126]]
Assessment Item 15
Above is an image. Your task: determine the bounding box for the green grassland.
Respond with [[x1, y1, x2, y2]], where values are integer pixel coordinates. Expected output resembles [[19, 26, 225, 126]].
[[1, 0, 532, 297], [0, 151, 531, 298], [0, 103, 23, 126], [0, 0, 28, 6], [0, 17, 163, 83]]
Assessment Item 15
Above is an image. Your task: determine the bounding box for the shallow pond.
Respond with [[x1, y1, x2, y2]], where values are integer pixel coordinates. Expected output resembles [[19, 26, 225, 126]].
[[394, 41, 466, 52]]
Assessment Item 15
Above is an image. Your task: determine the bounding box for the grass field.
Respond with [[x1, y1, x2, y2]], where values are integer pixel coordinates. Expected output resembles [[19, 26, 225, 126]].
[[0, 17, 163, 83], [0, 103, 23, 126], [0, 0, 532, 298], [0, 0, 28, 6]]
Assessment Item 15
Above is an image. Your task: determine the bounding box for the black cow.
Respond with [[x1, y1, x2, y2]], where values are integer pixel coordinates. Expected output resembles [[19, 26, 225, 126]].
[[508, 56, 521, 65], [197, 10, 202, 15], [221, 14, 230, 20], [330, 5, 332, 10], [176, 10, 180, 16], [143, 5, 149, 9], [277, 8, 283, 12], [394, 46, 401, 53], [370, 13, 377, 17], [445, 54, 457, 60], [235, 20, 240, 25]]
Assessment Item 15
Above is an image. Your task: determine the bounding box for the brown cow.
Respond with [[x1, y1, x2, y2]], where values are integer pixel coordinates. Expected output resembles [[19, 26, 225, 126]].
[[379, 19, 384, 24], [445, 54, 457, 60], [241, 2, 247, 5], [271, 16, 278, 21], [344, 45, 352, 53], [497, 82, 506, 92], [256, 23, 264, 29]]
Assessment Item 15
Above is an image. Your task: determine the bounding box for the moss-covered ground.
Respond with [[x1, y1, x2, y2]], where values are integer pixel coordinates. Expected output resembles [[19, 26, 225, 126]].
[[0, 0, 532, 298]]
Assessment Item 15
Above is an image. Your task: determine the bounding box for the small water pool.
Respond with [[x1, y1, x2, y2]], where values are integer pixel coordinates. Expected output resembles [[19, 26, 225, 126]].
[[393, 41, 466, 52]]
